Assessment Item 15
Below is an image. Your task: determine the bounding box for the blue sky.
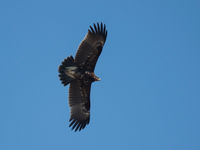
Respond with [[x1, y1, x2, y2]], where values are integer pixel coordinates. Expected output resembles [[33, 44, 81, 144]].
[[1, 0, 200, 149]]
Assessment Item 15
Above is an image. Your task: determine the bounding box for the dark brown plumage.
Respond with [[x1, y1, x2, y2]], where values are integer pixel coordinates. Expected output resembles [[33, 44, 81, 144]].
[[58, 23, 107, 131]]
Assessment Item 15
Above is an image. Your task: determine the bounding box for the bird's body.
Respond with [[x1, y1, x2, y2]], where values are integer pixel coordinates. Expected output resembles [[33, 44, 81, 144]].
[[58, 23, 107, 131]]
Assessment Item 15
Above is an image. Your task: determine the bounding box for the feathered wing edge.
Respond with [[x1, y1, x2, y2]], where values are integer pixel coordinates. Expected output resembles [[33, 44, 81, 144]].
[[88, 22, 107, 41], [74, 22, 107, 72], [69, 113, 90, 132], [68, 80, 91, 132]]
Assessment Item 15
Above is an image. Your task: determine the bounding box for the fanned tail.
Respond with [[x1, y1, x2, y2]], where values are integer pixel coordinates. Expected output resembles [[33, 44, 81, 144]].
[[58, 56, 77, 86]]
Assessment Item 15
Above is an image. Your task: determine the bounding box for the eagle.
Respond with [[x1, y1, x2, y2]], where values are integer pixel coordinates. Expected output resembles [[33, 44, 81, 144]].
[[58, 23, 107, 131]]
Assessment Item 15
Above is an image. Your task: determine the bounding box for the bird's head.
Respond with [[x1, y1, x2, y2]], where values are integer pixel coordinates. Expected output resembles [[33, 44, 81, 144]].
[[90, 72, 101, 81]]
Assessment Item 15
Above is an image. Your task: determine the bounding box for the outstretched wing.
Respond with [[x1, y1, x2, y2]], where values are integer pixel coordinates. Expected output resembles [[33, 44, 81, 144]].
[[75, 22, 107, 71], [68, 80, 91, 131]]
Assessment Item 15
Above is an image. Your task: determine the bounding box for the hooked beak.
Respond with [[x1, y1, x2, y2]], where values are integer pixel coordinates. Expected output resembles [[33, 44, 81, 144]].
[[95, 77, 101, 81], [91, 72, 101, 81]]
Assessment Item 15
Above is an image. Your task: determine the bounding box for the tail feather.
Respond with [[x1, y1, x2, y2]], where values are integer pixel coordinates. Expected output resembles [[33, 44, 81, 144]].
[[58, 56, 76, 86]]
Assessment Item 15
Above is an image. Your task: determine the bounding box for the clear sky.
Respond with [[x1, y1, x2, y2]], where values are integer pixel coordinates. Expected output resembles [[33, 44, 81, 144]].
[[1, 0, 200, 150]]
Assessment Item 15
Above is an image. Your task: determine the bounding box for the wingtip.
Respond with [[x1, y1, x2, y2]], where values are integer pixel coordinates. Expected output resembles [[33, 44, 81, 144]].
[[69, 118, 89, 132], [88, 22, 107, 40], [89, 25, 95, 33], [93, 23, 97, 33]]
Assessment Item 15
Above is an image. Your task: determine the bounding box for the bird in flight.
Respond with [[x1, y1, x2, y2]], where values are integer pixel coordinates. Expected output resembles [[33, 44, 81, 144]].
[[58, 22, 107, 131]]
